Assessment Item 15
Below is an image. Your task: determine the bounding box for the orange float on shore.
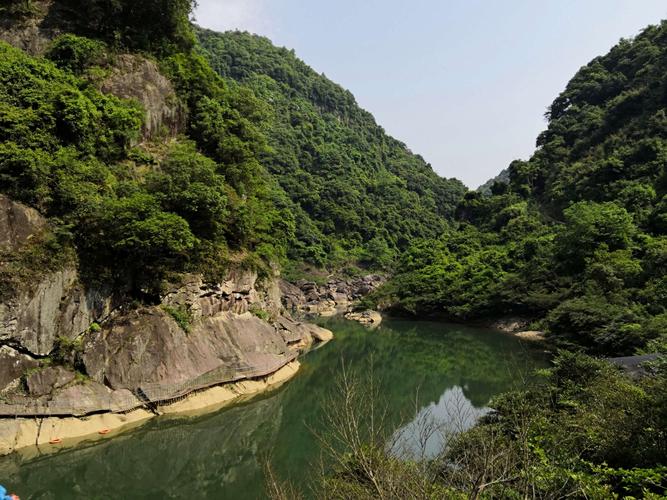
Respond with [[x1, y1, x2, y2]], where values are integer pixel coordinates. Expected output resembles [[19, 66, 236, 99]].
[[48, 437, 62, 445]]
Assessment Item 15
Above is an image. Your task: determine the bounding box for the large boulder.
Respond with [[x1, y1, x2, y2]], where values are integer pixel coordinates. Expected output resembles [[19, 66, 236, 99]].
[[275, 316, 333, 345], [82, 309, 297, 401]]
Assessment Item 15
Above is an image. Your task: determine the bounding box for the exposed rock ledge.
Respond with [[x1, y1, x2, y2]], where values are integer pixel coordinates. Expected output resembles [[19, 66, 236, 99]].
[[280, 274, 385, 316], [0, 361, 300, 457]]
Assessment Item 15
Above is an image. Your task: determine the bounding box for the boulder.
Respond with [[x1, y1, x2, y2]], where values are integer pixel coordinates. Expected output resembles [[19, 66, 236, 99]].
[[26, 366, 76, 397], [275, 316, 333, 345], [345, 310, 382, 327], [489, 317, 530, 333], [83, 309, 297, 401], [329, 291, 350, 304], [514, 331, 545, 342]]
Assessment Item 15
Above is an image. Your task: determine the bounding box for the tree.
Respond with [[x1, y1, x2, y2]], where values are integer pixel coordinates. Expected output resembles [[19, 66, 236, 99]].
[[556, 201, 636, 272]]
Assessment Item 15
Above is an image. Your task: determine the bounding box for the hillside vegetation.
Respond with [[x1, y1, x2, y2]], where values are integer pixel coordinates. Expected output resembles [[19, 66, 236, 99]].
[[376, 21, 667, 356], [196, 29, 466, 268], [0, 0, 469, 301]]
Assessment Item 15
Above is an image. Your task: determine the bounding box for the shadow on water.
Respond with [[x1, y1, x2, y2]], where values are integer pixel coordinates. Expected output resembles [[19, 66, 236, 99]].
[[0, 317, 548, 499]]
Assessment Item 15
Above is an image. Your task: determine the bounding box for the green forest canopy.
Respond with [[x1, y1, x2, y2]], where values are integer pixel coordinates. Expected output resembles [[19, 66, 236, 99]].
[[377, 21, 667, 356]]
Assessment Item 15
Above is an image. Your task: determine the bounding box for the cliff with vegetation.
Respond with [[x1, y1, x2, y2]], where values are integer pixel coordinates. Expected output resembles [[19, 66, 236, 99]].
[[0, 0, 665, 495], [0, 0, 338, 451], [372, 21, 667, 357], [0, 0, 464, 452]]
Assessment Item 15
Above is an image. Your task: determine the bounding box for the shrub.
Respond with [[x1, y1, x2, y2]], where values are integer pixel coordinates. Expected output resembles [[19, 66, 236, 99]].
[[161, 305, 193, 332], [46, 34, 107, 74]]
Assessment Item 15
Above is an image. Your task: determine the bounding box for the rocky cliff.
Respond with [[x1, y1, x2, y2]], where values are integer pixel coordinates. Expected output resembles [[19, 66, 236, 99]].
[[0, 196, 332, 429], [280, 275, 385, 316], [0, 2, 185, 142]]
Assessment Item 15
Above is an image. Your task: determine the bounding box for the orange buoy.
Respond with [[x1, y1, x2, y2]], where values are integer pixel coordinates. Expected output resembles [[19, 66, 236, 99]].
[[98, 428, 111, 435], [48, 437, 62, 445]]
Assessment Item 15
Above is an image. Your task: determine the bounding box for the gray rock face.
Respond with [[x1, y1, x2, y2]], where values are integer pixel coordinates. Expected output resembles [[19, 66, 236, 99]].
[[0, 346, 38, 393], [100, 54, 185, 141], [279, 280, 306, 312], [282, 275, 386, 314], [162, 270, 261, 321], [0, 2, 58, 57], [0, 195, 47, 252], [83, 309, 298, 400], [4, 381, 142, 416], [0, 196, 113, 357], [26, 366, 76, 396], [48, 382, 141, 415], [0, 266, 111, 356]]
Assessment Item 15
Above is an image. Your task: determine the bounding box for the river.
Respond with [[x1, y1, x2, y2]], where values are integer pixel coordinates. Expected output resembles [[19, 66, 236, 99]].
[[0, 317, 547, 499]]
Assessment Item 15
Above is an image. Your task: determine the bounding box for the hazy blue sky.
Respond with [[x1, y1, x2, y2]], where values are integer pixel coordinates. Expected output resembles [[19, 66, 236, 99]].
[[194, 1, 667, 187]]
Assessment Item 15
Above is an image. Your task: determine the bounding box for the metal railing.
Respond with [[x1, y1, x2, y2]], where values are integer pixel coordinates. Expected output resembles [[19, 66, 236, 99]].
[[0, 351, 298, 418]]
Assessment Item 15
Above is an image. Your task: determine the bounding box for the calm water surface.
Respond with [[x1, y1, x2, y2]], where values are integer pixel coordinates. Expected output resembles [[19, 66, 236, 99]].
[[0, 317, 547, 499]]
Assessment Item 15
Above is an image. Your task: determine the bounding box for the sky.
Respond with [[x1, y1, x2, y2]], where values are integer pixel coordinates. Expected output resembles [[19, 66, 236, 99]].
[[194, 1, 667, 188]]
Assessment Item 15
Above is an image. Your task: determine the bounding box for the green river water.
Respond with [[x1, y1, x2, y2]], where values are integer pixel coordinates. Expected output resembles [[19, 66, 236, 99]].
[[0, 317, 548, 499]]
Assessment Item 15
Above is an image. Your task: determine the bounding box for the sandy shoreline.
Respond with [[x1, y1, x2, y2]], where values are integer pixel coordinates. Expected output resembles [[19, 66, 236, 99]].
[[0, 360, 301, 458]]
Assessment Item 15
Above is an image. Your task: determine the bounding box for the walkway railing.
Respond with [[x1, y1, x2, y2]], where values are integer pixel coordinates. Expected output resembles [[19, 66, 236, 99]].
[[0, 351, 297, 418]]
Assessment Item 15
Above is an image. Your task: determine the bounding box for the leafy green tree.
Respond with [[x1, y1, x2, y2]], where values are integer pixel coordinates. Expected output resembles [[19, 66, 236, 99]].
[[58, 0, 197, 54], [556, 201, 636, 271], [146, 142, 228, 241], [46, 34, 107, 74]]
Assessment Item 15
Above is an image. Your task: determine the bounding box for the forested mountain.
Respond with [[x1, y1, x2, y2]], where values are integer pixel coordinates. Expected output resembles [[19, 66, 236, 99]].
[[0, 2, 665, 497], [196, 29, 466, 268], [0, 0, 468, 303], [377, 21, 667, 356], [0, 0, 293, 297]]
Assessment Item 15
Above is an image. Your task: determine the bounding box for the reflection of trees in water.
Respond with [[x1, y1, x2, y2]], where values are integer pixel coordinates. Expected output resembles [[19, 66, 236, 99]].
[[1, 318, 547, 499], [2, 391, 287, 499], [317, 317, 546, 410]]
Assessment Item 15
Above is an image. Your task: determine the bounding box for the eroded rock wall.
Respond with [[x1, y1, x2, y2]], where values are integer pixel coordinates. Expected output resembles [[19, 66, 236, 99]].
[[0, 266, 112, 356], [100, 54, 186, 141]]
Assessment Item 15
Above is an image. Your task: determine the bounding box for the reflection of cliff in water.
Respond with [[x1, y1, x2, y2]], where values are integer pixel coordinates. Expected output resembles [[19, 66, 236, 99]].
[[316, 317, 545, 411], [1, 318, 547, 500], [391, 386, 490, 460], [1, 391, 287, 499]]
